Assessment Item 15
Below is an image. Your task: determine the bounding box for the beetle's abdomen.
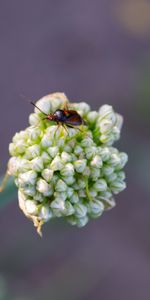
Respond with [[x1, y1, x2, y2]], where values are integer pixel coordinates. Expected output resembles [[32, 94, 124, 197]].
[[53, 109, 66, 121]]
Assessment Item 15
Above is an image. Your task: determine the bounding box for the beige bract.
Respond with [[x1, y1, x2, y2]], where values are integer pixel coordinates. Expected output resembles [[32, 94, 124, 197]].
[[8, 93, 128, 235]]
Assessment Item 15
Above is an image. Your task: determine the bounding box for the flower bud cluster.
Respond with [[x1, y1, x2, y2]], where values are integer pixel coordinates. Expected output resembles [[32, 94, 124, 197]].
[[8, 92, 128, 234]]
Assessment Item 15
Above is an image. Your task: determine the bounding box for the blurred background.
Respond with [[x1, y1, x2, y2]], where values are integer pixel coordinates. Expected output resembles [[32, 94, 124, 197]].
[[0, 0, 150, 299]]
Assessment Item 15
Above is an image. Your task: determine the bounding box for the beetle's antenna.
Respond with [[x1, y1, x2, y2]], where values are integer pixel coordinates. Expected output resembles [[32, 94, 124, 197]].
[[30, 102, 47, 116]]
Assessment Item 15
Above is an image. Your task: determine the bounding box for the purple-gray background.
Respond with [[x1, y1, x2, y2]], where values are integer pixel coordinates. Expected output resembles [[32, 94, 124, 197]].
[[0, 1, 150, 299]]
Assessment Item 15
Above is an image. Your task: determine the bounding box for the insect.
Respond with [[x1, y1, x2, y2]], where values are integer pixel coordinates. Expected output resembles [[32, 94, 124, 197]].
[[31, 101, 87, 132]]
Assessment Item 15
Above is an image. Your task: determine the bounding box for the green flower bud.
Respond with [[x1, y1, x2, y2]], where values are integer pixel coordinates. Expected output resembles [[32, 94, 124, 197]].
[[47, 146, 59, 158], [118, 152, 128, 169], [55, 179, 67, 192], [74, 159, 87, 173], [29, 113, 41, 126], [90, 167, 101, 180], [70, 192, 79, 203], [25, 144, 41, 159], [74, 145, 83, 156], [103, 165, 114, 176], [18, 170, 37, 187], [90, 155, 103, 168], [39, 205, 53, 222], [31, 157, 44, 172], [50, 199, 66, 217], [63, 175, 75, 185], [41, 134, 53, 148], [60, 163, 74, 177], [93, 179, 107, 191], [100, 147, 110, 161], [54, 191, 67, 201], [64, 201, 74, 216], [88, 200, 104, 217], [110, 180, 126, 194], [86, 111, 99, 123], [42, 169, 54, 182], [74, 203, 87, 218], [36, 179, 53, 196], [61, 151, 72, 163], [76, 215, 89, 227], [50, 155, 64, 171], [26, 127, 42, 141], [41, 151, 51, 164], [67, 187, 74, 198]]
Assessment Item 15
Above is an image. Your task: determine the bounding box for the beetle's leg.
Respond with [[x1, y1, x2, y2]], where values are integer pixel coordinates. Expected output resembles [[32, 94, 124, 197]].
[[66, 124, 91, 138], [66, 124, 82, 132], [54, 122, 61, 136], [62, 124, 69, 135]]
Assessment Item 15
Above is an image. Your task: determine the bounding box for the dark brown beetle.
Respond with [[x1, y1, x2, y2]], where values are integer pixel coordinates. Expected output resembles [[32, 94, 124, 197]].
[[31, 102, 87, 130]]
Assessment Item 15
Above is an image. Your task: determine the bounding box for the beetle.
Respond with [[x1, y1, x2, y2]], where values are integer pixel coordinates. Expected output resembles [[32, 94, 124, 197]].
[[31, 102, 87, 131]]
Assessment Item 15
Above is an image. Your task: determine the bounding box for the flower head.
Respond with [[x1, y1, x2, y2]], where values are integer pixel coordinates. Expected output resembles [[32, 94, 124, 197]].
[[7, 92, 128, 235]]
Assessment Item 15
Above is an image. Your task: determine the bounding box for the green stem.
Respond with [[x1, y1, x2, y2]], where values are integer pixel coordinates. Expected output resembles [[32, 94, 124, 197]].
[[85, 178, 93, 201], [0, 176, 17, 208]]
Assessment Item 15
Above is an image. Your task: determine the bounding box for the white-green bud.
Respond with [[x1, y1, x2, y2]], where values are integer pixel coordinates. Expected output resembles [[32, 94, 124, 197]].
[[55, 179, 67, 192], [41, 134, 53, 148], [81, 138, 93, 148], [88, 200, 104, 217], [74, 159, 87, 173], [117, 171, 125, 180], [86, 111, 99, 123], [64, 201, 74, 216], [27, 127, 42, 141], [47, 146, 59, 158], [63, 175, 75, 185], [25, 144, 41, 159], [103, 165, 114, 176], [110, 180, 126, 194], [76, 215, 89, 227], [31, 157, 44, 172], [90, 167, 101, 180], [74, 203, 87, 218], [74, 145, 83, 156], [39, 205, 53, 222], [109, 153, 121, 167], [60, 163, 74, 177], [36, 179, 53, 196], [100, 147, 110, 161], [78, 189, 86, 198], [118, 152, 128, 169], [50, 199, 66, 217], [90, 155, 103, 168], [54, 191, 67, 201], [41, 151, 51, 164], [18, 170, 37, 187], [73, 102, 90, 115], [42, 169, 53, 183], [70, 192, 79, 203], [67, 187, 74, 198], [61, 151, 72, 163], [107, 172, 117, 183], [85, 146, 97, 159], [35, 96, 51, 114], [29, 113, 41, 126], [50, 155, 64, 171], [93, 179, 107, 191]]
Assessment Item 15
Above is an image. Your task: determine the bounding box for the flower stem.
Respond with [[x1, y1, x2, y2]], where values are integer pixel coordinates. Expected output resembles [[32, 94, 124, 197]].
[[0, 175, 17, 208]]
